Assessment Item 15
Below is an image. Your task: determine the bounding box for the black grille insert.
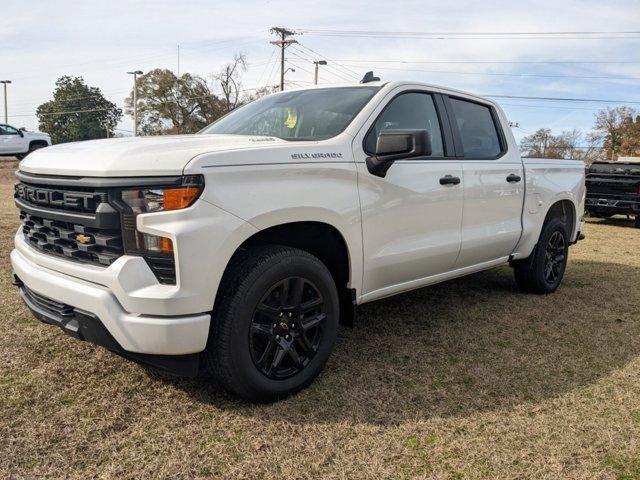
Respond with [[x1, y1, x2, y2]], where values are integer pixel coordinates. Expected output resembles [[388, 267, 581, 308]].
[[20, 211, 123, 266]]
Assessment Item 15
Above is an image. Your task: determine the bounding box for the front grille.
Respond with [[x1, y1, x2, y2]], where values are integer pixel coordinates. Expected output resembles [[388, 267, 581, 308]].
[[15, 179, 124, 267], [20, 211, 123, 266]]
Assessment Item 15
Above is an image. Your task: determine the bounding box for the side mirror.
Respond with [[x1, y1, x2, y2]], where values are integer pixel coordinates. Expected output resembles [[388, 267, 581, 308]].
[[18, 130, 24, 137], [366, 129, 431, 178]]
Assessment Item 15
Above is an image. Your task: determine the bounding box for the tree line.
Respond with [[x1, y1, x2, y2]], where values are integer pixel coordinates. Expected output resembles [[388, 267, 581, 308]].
[[519, 106, 640, 162], [36, 53, 273, 143]]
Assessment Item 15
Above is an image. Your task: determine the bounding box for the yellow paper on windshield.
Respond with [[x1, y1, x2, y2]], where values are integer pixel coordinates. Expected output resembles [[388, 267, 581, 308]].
[[285, 108, 297, 129]]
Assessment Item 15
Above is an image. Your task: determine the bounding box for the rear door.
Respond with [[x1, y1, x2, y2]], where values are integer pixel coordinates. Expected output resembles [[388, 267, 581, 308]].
[[444, 96, 525, 268], [353, 89, 464, 297]]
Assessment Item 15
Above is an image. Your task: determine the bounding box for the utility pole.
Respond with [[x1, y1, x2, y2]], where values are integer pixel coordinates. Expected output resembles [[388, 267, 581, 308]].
[[0, 80, 11, 123], [270, 27, 297, 91], [313, 60, 327, 85], [127, 70, 143, 136]]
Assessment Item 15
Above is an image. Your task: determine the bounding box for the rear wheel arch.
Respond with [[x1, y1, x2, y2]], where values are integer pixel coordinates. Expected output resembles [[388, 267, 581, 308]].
[[28, 140, 48, 150], [544, 199, 576, 235]]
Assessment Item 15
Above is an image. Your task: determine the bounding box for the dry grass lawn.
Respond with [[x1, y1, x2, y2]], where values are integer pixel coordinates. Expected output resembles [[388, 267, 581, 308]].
[[1, 158, 639, 479]]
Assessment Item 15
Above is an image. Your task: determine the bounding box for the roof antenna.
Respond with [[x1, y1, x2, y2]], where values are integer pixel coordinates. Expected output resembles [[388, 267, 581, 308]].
[[360, 71, 380, 84]]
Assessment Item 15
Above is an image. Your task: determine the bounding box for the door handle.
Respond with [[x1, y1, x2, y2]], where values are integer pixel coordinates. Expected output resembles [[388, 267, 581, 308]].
[[439, 175, 461, 186], [506, 174, 521, 183]]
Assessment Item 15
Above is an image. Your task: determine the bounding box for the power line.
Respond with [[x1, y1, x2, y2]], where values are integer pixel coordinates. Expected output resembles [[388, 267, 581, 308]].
[[295, 44, 362, 80], [485, 94, 640, 105], [297, 28, 640, 35], [287, 49, 355, 83], [295, 28, 640, 40], [330, 58, 640, 65], [341, 64, 639, 81]]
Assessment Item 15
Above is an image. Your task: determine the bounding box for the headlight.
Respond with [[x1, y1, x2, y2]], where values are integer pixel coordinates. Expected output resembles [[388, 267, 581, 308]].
[[117, 175, 204, 284]]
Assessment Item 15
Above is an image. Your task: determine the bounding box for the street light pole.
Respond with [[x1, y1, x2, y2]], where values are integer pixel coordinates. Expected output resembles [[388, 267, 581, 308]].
[[127, 71, 143, 136], [0, 80, 11, 123], [313, 61, 327, 85]]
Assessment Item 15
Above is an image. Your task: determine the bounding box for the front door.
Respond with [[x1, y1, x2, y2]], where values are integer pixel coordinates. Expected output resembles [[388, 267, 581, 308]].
[[354, 90, 464, 297]]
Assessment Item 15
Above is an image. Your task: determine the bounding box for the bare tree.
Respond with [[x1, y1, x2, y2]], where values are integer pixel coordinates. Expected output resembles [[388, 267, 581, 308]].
[[214, 54, 247, 113], [520, 128, 604, 162]]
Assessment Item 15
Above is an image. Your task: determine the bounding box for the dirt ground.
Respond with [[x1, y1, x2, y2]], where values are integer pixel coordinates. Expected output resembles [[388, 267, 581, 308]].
[[1, 158, 639, 479]]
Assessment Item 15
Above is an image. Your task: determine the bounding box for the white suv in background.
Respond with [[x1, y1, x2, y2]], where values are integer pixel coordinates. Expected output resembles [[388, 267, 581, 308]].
[[0, 124, 51, 159]]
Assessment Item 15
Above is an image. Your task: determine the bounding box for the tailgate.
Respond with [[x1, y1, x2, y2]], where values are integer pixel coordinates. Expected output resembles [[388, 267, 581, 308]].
[[586, 174, 640, 198]]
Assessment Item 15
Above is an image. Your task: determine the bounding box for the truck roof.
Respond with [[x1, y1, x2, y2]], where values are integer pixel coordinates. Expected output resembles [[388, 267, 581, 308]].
[[279, 80, 499, 107]]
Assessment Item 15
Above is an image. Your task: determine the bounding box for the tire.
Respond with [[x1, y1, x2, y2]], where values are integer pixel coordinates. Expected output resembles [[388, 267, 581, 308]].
[[635, 215, 640, 228], [203, 245, 340, 402], [513, 217, 569, 294]]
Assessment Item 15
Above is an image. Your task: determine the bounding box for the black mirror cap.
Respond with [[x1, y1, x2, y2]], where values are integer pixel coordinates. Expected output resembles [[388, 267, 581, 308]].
[[367, 129, 432, 178]]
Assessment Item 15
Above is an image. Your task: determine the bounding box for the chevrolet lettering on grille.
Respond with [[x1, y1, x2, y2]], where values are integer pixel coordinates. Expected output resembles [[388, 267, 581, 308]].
[[14, 183, 103, 212]]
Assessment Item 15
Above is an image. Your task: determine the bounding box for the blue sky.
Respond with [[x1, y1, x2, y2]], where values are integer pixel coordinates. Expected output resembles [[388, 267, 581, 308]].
[[2, 0, 639, 143]]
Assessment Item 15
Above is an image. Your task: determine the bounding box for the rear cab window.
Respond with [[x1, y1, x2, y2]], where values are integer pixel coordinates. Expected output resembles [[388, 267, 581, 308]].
[[449, 98, 504, 159]]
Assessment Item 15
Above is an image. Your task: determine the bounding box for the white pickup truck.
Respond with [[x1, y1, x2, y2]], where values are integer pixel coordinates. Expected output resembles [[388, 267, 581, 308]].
[[0, 124, 51, 158], [11, 80, 585, 401]]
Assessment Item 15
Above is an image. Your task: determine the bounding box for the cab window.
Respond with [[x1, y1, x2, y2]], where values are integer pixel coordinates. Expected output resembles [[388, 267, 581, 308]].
[[365, 92, 444, 157], [449, 98, 503, 159], [0, 125, 20, 135]]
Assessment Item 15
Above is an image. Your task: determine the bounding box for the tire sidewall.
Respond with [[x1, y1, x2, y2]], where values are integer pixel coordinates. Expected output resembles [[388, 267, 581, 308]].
[[224, 253, 339, 400]]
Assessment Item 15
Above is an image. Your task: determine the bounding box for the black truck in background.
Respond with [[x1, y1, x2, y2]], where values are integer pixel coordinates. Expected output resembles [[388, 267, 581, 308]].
[[586, 161, 640, 228]]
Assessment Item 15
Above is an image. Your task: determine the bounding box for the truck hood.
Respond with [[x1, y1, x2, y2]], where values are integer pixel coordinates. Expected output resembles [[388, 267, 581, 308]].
[[19, 134, 290, 177]]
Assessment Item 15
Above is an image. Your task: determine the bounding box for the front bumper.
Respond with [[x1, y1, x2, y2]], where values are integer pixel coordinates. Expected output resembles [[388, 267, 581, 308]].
[[11, 246, 210, 357], [15, 279, 200, 376]]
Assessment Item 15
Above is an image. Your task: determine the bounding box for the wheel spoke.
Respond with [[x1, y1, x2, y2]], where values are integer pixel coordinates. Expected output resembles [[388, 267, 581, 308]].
[[266, 347, 286, 376], [295, 334, 315, 356], [256, 303, 280, 321], [287, 344, 304, 369], [300, 297, 322, 313], [256, 339, 276, 368], [544, 263, 553, 281], [300, 312, 327, 332], [251, 323, 272, 337], [284, 277, 304, 307]]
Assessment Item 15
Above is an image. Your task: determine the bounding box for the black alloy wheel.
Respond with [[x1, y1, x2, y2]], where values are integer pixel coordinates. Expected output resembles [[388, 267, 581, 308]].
[[513, 217, 569, 294], [543, 231, 566, 284], [249, 276, 326, 379]]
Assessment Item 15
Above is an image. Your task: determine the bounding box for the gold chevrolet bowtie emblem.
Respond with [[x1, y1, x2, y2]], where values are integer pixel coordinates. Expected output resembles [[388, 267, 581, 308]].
[[75, 234, 93, 244]]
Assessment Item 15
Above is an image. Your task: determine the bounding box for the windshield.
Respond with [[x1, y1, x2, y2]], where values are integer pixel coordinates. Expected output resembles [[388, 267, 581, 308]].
[[200, 87, 379, 141]]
